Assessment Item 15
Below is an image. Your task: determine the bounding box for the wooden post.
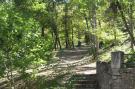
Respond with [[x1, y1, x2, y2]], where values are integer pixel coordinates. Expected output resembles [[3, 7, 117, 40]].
[[111, 51, 124, 89]]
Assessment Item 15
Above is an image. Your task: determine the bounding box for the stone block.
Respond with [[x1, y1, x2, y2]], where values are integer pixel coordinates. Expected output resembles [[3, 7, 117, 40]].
[[111, 51, 124, 69]]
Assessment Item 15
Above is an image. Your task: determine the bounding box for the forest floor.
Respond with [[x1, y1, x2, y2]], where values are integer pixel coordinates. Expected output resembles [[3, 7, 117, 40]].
[[36, 46, 96, 77], [0, 46, 97, 89], [32, 46, 97, 89], [55, 46, 96, 74]]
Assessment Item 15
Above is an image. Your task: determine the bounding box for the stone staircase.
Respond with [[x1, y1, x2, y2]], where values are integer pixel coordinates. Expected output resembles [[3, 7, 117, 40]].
[[68, 74, 98, 89]]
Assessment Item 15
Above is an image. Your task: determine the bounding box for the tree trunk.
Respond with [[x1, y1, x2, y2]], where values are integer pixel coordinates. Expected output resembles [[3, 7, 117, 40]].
[[116, 1, 135, 47], [53, 27, 61, 50], [84, 15, 90, 45], [92, 4, 98, 60], [129, 3, 134, 51], [41, 26, 45, 37], [71, 25, 74, 48], [64, 3, 70, 48], [85, 16, 90, 31], [51, 2, 62, 50]]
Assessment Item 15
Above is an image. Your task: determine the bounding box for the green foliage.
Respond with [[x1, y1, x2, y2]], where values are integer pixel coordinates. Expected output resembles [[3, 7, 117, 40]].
[[0, 0, 135, 88], [0, 2, 53, 78]]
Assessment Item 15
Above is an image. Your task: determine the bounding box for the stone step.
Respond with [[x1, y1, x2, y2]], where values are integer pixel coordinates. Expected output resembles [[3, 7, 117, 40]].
[[74, 84, 97, 88], [68, 74, 98, 89], [73, 74, 96, 77], [72, 74, 97, 80], [73, 77, 97, 81], [75, 86, 97, 89], [73, 80, 97, 84], [75, 88, 96, 89]]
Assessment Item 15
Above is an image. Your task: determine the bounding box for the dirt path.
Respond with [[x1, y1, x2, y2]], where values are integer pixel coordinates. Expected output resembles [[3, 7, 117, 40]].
[[0, 47, 96, 89], [56, 47, 90, 61], [54, 47, 96, 75]]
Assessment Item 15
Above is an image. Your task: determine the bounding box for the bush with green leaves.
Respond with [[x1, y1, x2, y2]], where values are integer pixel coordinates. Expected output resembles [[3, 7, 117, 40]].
[[0, 2, 53, 78]]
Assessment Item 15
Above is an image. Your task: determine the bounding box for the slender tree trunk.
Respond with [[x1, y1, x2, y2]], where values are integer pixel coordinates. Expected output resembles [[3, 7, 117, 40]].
[[111, 19, 117, 45], [56, 33, 62, 49], [93, 11, 97, 29], [53, 27, 61, 50], [71, 20, 74, 48], [85, 16, 90, 31], [98, 20, 101, 28], [92, 4, 99, 60], [116, 1, 135, 47], [129, 3, 134, 51], [71, 28, 74, 48], [52, 2, 62, 50], [6, 18, 15, 89], [84, 15, 90, 45], [51, 31, 55, 49], [64, 3, 70, 48], [41, 26, 45, 37]]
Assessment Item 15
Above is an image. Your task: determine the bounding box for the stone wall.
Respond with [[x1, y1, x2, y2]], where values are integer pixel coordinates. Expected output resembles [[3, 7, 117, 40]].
[[120, 68, 135, 89], [97, 61, 135, 89], [97, 61, 111, 89]]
